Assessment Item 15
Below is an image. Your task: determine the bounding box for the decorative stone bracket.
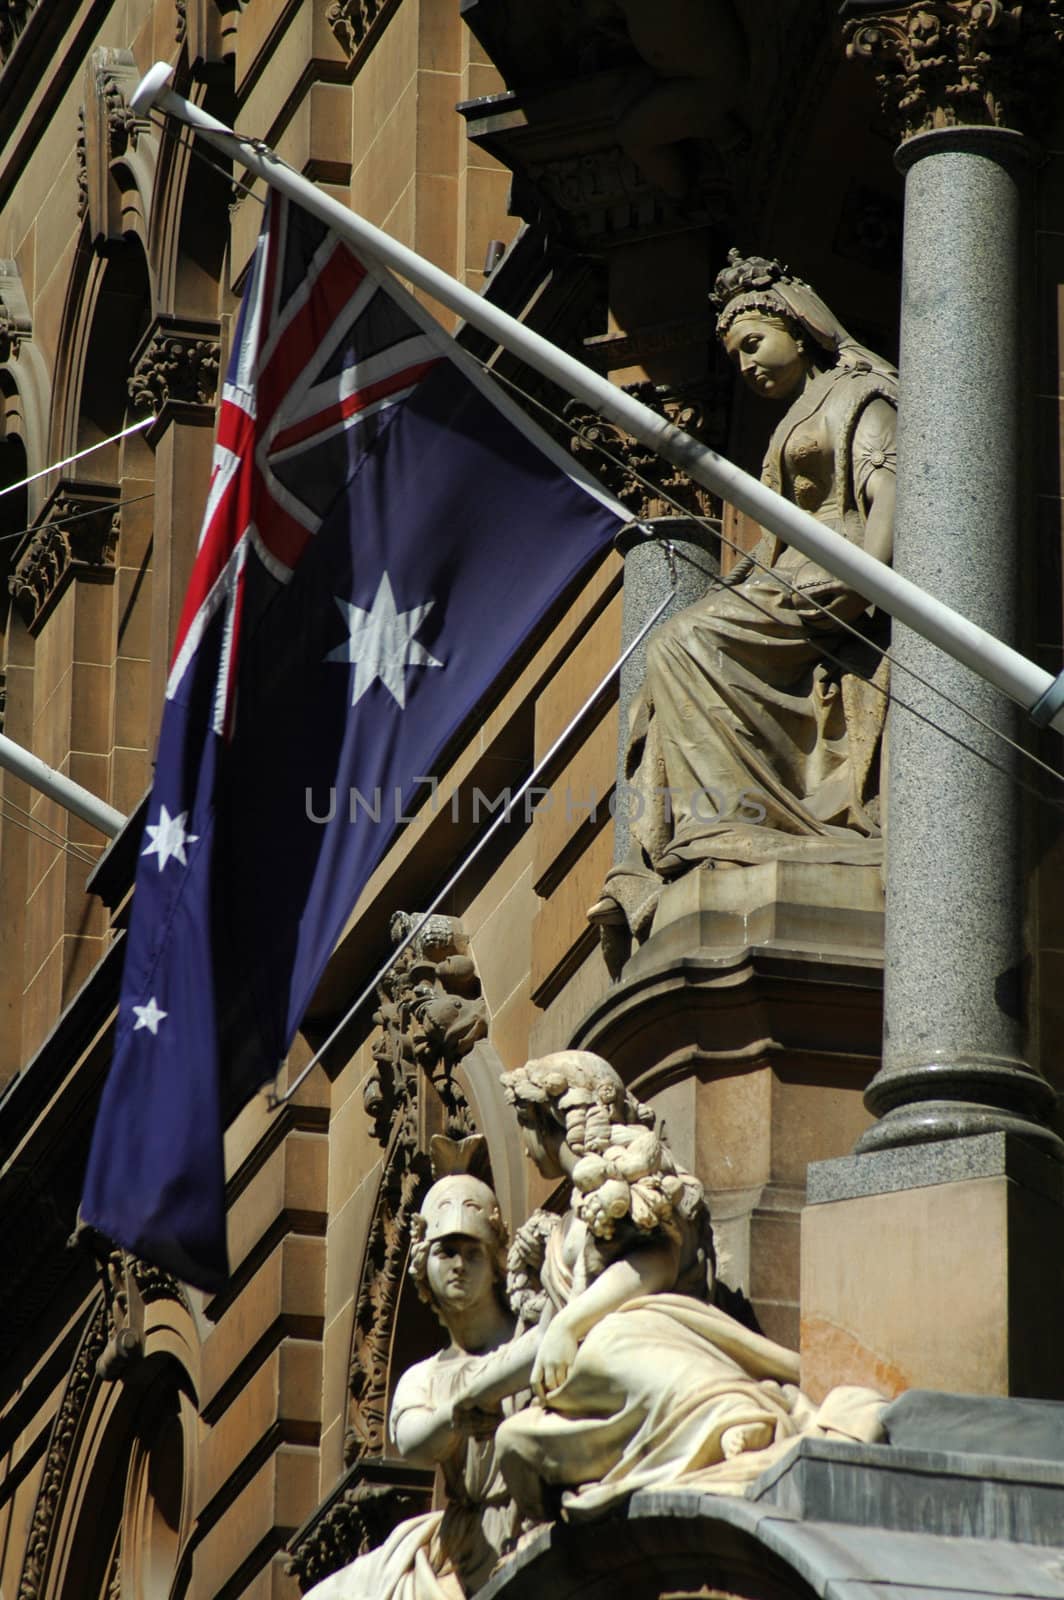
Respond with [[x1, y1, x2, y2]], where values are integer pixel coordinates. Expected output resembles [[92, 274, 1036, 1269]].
[[128, 315, 221, 421], [841, 0, 1064, 140], [79, 47, 159, 245], [8, 479, 119, 635]]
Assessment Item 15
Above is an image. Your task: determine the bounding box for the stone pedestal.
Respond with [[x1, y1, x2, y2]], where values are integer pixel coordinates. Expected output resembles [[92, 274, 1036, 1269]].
[[574, 861, 884, 1344], [800, 1132, 1064, 1404]]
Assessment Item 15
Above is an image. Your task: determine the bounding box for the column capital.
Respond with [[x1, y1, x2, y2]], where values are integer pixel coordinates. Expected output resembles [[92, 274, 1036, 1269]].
[[841, 0, 1064, 144]]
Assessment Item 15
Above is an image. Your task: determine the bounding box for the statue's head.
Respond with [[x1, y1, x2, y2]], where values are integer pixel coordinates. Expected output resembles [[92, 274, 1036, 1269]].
[[712, 248, 895, 396], [409, 1175, 509, 1315], [500, 1050, 655, 1180]]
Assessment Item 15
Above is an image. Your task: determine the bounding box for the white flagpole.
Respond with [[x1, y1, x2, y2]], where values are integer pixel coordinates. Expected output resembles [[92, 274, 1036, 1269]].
[[0, 731, 125, 839], [134, 63, 1064, 736]]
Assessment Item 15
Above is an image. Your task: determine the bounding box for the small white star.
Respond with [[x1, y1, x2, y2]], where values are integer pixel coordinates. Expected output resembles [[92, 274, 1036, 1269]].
[[325, 571, 443, 709], [142, 804, 198, 871], [132, 997, 168, 1035]]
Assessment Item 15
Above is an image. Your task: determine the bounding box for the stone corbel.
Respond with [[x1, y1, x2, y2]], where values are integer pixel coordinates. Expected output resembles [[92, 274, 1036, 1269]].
[[128, 314, 221, 430], [8, 480, 119, 635], [841, 0, 1064, 140], [80, 47, 160, 246]]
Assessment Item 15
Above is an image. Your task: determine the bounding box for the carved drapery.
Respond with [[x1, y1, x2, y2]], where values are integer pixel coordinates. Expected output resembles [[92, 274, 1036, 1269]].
[[8, 481, 119, 634], [842, 0, 1064, 139], [128, 315, 221, 417], [566, 380, 726, 522], [79, 48, 159, 245]]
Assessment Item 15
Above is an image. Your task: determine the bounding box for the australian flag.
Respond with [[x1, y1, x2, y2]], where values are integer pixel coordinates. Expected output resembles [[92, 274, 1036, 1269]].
[[80, 193, 627, 1289]]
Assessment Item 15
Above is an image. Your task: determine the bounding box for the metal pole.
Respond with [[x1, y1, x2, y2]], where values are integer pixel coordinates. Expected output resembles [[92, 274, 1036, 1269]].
[[135, 62, 1064, 734], [0, 732, 125, 839]]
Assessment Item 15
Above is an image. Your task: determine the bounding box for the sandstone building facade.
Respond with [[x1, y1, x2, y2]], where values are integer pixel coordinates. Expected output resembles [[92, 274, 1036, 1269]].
[[2, 0, 1064, 1596]]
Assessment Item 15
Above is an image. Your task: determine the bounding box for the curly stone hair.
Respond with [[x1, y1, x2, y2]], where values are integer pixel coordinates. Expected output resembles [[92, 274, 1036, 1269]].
[[500, 1051, 695, 1243], [500, 1050, 655, 1155]]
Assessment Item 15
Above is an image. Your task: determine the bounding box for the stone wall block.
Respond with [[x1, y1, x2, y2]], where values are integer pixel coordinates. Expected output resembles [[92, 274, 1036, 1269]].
[[192, 1444, 320, 1599], [197, 1340, 323, 1517], [201, 1236, 326, 1418]]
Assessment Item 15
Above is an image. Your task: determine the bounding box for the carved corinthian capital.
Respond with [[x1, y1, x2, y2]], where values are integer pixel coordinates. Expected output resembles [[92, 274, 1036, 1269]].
[[841, 0, 1064, 141]]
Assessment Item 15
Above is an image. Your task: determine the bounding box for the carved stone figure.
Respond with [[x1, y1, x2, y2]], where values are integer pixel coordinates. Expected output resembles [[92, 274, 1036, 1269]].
[[305, 1173, 521, 1599], [591, 252, 897, 950], [593, 0, 751, 198], [487, 1051, 885, 1519]]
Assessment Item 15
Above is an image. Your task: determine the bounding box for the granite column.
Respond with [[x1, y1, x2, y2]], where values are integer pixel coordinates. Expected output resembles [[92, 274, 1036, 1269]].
[[858, 127, 1062, 1160]]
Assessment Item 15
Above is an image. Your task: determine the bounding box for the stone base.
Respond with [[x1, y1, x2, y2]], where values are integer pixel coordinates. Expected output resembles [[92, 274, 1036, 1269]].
[[572, 860, 885, 1347], [800, 1133, 1064, 1402], [623, 858, 884, 979]]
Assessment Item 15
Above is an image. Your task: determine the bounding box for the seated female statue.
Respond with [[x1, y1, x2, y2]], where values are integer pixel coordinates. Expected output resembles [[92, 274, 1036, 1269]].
[[591, 251, 897, 947], [485, 1051, 884, 1520]]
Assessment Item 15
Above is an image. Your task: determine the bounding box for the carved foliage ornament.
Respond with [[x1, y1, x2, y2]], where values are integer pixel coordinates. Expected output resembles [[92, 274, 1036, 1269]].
[[18, 1304, 110, 1600], [128, 317, 221, 415], [344, 913, 484, 1467], [17, 1253, 187, 1600], [566, 380, 726, 522], [326, 0, 399, 62], [8, 482, 119, 634], [288, 1478, 430, 1590], [843, 0, 1064, 139]]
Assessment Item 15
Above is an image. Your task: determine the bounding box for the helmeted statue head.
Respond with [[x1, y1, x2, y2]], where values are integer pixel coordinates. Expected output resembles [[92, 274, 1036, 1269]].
[[408, 1173, 509, 1311], [418, 1174, 502, 1247]]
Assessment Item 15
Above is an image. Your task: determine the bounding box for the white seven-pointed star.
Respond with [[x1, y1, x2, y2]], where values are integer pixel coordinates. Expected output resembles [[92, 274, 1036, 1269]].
[[133, 997, 168, 1035], [325, 571, 443, 709], [141, 804, 198, 871]]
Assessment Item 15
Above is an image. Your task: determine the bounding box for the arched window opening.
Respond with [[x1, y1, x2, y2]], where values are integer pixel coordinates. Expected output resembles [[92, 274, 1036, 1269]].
[[77, 243, 152, 479]]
